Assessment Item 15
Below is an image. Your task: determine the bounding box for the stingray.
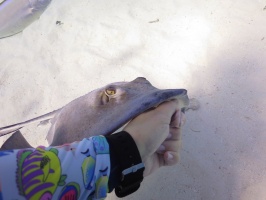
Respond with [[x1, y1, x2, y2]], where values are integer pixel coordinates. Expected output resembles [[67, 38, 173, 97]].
[[0, 77, 191, 149], [0, 0, 52, 39]]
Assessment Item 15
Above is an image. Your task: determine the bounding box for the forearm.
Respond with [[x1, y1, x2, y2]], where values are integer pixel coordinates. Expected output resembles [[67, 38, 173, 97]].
[[0, 132, 143, 199], [0, 136, 110, 200]]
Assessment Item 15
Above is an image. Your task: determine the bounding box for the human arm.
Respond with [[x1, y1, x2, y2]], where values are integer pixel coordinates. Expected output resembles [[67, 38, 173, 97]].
[[0, 136, 111, 199], [0, 100, 185, 199], [106, 100, 185, 197]]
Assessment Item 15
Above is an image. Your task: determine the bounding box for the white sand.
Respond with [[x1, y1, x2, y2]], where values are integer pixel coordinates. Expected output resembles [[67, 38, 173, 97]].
[[1, 0, 266, 199]]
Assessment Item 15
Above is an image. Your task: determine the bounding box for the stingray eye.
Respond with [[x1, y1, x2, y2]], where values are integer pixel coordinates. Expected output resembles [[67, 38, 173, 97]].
[[105, 88, 116, 96]]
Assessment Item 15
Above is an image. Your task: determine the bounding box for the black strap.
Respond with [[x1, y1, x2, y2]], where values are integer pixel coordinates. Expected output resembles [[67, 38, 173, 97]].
[[105, 131, 145, 198]]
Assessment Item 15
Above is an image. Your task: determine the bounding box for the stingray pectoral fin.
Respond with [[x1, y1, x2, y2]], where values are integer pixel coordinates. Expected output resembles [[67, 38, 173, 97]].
[[0, 0, 52, 39], [0, 130, 32, 150]]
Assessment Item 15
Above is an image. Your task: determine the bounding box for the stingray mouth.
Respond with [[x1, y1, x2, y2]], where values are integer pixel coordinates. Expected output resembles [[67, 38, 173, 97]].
[[137, 89, 189, 111], [156, 89, 187, 99]]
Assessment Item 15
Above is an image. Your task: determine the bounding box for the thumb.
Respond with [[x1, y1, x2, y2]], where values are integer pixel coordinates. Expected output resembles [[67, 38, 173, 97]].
[[155, 100, 180, 119]]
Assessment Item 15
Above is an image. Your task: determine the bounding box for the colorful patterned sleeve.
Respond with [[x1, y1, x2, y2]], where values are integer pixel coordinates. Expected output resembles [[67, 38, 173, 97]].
[[0, 135, 110, 200]]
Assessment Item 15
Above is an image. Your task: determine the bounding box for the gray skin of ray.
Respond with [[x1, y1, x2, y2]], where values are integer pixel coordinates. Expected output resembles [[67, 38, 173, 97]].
[[0, 77, 189, 150], [0, 0, 52, 39]]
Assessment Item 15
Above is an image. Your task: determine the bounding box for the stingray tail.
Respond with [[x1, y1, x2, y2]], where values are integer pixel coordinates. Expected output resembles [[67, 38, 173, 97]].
[[0, 125, 23, 137], [0, 109, 61, 137]]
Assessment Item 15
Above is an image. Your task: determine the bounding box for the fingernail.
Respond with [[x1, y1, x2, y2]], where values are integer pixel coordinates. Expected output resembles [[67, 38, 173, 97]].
[[167, 152, 174, 160], [158, 145, 165, 152]]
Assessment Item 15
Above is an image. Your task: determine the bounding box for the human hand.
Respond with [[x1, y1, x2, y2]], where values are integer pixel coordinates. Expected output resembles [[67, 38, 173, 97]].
[[123, 100, 186, 177]]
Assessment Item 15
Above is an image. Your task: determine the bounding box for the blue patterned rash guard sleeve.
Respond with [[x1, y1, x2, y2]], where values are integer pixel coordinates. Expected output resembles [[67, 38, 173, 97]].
[[0, 136, 110, 200]]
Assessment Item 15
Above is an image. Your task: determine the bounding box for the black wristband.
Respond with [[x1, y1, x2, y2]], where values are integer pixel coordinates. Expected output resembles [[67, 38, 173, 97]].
[[105, 131, 145, 198]]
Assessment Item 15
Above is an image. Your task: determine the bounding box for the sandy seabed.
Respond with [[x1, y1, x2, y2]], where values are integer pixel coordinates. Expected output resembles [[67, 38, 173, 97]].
[[0, 0, 266, 199]]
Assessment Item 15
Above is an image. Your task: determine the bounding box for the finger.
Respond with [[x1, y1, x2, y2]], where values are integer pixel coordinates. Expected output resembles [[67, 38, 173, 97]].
[[169, 126, 182, 140], [179, 112, 186, 127], [164, 139, 182, 152], [156, 144, 165, 154], [170, 110, 181, 128], [164, 151, 180, 166], [154, 100, 180, 120], [168, 112, 185, 140], [156, 139, 182, 154], [170, 110, 186, 128]]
